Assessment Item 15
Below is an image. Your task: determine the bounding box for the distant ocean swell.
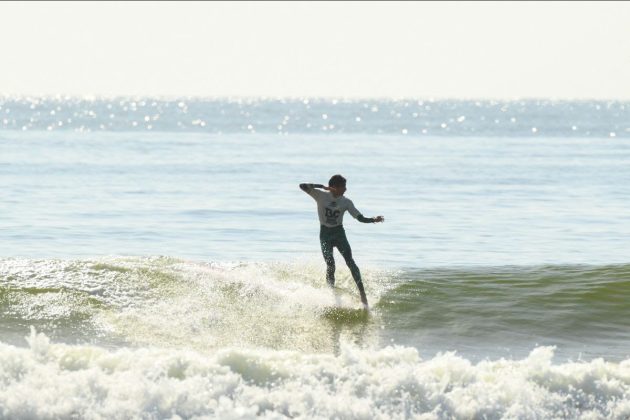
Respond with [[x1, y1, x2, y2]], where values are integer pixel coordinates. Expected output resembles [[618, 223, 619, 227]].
[[1, 97, 629, 137]]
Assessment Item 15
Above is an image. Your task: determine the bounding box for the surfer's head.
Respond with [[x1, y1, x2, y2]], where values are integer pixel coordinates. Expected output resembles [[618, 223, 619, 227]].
[[328, 174, 347, 197]]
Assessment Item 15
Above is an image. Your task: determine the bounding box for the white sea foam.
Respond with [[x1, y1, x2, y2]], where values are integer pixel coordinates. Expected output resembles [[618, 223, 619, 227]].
[[1, 328, 630, 419]]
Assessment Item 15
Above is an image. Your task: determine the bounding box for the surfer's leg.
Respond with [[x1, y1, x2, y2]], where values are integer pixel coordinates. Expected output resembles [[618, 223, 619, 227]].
[[320, 238, 336, 287], [337, 232, 368, 306]]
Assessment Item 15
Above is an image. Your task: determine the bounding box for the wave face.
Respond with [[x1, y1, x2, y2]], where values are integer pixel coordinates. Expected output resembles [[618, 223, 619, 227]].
[[380, 264, 630, 361]]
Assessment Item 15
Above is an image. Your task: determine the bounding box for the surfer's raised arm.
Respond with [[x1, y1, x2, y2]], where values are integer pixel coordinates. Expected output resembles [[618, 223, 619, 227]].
[[299, 183, 328, 192]]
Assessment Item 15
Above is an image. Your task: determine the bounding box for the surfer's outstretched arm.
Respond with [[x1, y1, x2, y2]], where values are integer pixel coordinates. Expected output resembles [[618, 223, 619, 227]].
[[356, 214, 385, 223], [346, 198, 384, 224]]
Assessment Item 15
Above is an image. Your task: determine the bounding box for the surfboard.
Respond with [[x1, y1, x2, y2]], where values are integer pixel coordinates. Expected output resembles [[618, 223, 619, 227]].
[[320, 287, 369, 322], [321, 305, 369, 323]]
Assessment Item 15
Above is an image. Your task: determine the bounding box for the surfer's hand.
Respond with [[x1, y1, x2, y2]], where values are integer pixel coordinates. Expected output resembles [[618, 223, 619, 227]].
[[373, 216, 385, 223], [322, 186, 332, 191]]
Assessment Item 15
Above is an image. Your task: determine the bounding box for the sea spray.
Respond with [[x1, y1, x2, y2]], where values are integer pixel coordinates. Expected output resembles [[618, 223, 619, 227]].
[[0, 257, 390, 352]]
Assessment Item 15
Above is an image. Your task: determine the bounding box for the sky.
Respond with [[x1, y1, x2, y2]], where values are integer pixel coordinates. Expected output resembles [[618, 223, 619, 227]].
[[0, 1, 629, 100]]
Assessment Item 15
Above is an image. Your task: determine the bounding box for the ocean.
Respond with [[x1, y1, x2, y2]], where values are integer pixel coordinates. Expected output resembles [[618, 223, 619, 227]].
[[2, 96, 630, 418]]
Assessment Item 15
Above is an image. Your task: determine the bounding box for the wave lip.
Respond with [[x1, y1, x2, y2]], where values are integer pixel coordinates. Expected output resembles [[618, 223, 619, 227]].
[[2, 329, 630, 419]]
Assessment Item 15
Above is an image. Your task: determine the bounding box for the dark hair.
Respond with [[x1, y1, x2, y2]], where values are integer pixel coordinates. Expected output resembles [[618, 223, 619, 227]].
[[328, 174, 346, 187]]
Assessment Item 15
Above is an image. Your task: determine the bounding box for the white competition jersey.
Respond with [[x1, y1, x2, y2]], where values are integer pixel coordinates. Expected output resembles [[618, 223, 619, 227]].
[[305, 187, 361, 227]]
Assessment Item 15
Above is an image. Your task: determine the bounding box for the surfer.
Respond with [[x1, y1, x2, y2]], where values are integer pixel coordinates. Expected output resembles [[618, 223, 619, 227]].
[[300, 175, 384, 308]]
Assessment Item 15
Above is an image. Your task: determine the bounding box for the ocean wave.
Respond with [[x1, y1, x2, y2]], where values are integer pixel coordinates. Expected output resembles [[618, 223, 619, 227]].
[[381, 264, 630, 347], [3, 257, 630, 359], [1, 328, 630, 419]]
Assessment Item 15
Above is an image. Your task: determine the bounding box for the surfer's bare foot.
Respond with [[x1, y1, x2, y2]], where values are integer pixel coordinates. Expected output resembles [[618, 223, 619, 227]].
[[360, 294, 369, 309]]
